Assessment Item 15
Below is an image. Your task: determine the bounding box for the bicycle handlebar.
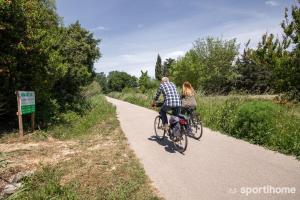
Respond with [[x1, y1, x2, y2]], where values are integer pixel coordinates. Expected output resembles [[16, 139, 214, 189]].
[[154, 102, 164, 107]]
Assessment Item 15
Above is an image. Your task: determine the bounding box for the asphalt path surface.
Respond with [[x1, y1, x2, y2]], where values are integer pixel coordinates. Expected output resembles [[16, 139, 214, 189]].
[[106, 96, 300, 200]]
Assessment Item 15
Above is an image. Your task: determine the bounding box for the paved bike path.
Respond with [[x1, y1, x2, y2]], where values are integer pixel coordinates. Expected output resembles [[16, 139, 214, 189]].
[[106, 97, 300, 200]]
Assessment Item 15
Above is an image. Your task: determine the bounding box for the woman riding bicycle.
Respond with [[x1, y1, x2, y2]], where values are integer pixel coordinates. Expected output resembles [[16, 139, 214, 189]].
[[181, 81, 197, 115], [180, 82, 198, 135]]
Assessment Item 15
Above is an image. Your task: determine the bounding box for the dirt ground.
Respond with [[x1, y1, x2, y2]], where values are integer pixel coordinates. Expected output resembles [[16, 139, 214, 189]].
[[0, 135, 80, 191], [0, 123, 119, 191], [0, 122, 160, 200]]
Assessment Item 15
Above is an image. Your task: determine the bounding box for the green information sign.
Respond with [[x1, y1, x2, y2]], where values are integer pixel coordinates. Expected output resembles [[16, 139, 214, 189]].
[[18, 91, 35, 115]]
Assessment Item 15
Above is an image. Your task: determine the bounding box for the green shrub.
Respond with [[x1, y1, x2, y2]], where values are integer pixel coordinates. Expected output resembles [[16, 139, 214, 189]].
[[199, 97, 300, 158], [81, 81, 102, 98], [122, 87, 139, 94], [37, 98, 61, 127], [282, 89, 300, 102], [138, 71, 159, 93], [270, 114, 300, 158], [196, 96, 224, 130], [59, 111, 81, 124], [50, 95, 116, 139], [219, 98, 242, 134], [233, 101, 281, 144]]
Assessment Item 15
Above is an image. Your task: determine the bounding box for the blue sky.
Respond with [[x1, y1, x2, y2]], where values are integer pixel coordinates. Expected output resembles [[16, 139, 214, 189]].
[[56, 0, 295, 77]]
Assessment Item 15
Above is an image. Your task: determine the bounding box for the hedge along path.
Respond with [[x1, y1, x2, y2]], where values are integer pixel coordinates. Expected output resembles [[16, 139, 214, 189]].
[[106, 96, 300, 200]]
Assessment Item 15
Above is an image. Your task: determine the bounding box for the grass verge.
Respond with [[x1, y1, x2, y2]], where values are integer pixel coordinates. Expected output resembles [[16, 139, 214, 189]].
[[1, 94, 160, 200]]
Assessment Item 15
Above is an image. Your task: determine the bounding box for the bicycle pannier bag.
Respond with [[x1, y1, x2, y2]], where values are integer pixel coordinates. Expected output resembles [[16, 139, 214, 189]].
[[169, 116, 181, 137]]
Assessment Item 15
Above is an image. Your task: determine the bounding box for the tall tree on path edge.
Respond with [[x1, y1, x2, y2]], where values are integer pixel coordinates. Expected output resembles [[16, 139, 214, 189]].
[[155, 54, 162, 80]]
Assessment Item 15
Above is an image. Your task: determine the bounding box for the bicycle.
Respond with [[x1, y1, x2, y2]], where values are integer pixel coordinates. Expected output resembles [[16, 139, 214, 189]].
[[153, 102, 188, 153], [181, 107, 203, 140]]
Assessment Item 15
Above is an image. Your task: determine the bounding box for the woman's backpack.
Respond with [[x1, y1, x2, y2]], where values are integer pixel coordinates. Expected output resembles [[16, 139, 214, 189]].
[[182, 95, 197, 108]]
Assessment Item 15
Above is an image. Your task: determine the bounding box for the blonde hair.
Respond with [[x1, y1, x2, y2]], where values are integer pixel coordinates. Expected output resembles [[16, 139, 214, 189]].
[[182, 82, 195, 96]]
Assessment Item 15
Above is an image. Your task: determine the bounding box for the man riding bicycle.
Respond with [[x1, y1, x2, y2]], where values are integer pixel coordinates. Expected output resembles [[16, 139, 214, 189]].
[[151, 77, 181, 131]]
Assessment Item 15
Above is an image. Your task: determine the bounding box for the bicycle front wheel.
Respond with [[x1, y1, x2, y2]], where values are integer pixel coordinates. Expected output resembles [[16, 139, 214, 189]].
[[154, 115, 165, 140]]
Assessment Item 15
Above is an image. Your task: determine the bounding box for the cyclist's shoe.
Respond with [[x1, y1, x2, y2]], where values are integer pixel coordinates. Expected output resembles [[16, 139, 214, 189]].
[[173, 136, 181, 142], [162, 124, 169, 131]]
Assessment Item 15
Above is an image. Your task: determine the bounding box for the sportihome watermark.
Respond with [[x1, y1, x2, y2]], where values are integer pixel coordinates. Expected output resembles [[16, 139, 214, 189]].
[[228, 185, 296, 196]]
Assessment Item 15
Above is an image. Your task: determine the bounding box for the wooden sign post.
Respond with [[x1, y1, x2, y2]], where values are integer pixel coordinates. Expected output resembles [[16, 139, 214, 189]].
[[16, 91, 36, 139], [16, 92, 24, 138]]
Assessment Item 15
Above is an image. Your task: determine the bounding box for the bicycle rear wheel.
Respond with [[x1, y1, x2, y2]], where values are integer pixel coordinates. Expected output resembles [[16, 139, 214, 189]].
[[190, 114, 203, 140], [172, 129, 188, 153], [154, 115, 165, 140]]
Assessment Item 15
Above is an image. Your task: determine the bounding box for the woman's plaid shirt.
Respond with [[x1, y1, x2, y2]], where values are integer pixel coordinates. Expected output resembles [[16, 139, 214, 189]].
[[154, 81, 181, 107]]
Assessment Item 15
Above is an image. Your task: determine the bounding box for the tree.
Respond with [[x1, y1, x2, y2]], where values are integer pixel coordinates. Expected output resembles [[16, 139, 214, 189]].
[[235, 34, 285, 93], [155, 54, 162, 80], [281, 0, 300, 99], [282, 1, 300, 50], [235, 40, 273, 93], [194, 37, 239, 94], [0, 0, 100, 128], [171, 50, 200, 89], [162, 58, 175, 77], [171, 37, 239, 94], [95, 72, 108, 93], [138, 70, 151, 93], [107, 71, 138, 92], [52, 21, 100, 109], [0, 0, 64, 125], [138, 70, 158, 92], [235, 0, 300, 98]]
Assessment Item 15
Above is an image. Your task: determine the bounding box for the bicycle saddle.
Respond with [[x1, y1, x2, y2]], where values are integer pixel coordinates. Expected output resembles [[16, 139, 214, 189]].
[[178, 114, 188, 119]]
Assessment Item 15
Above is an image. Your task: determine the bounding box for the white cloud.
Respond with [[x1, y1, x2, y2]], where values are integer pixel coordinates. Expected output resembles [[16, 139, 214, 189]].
[[164, 51, 185, 59], [222, 17, 283, 51], [94, 49, 188, 77], [94, 51, 157, 77], [90, 26, 109, 31], [120, 52, 156, 64], [265, 1, 279, 7]]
